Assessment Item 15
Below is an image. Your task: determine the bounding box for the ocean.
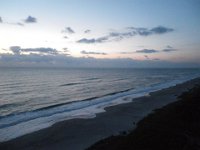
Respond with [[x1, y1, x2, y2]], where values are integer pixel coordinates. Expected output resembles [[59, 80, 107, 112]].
[[0, 68, 200, 141]]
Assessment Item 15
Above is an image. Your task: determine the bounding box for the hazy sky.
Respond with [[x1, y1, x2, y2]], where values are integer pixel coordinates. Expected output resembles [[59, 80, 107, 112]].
[[0, 0, 199, 67]]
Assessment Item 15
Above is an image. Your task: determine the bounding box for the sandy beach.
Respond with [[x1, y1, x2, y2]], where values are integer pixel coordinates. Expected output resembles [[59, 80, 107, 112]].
[[1, 0, 199, 149], [88, 78, 200, 150], [0, 77, 200, 150]]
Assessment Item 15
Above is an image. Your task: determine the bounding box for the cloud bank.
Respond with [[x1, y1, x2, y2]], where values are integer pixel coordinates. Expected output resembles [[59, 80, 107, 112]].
[[9, 46, 58, 55], [0, 53, 198, 68], [0, 46, 197, 68]]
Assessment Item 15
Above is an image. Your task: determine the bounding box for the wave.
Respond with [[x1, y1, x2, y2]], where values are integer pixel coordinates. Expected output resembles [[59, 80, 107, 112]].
[[0, 88, 135, 127], [0, 103, 19, 110], [85, 77, 100, 81], [60, 82, 83, 87], [0, 75, 199, 142], [0, 82, 22, 87], [60, 78, 101, 87]]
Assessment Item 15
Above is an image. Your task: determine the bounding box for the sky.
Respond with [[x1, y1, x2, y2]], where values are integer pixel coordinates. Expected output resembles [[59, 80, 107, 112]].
[[0, 0, 200, 68]]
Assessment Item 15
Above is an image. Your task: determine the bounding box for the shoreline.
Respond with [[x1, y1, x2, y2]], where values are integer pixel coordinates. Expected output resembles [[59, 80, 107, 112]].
[[88, 78, 200, 150], [0, 75, 198, 142], [0, 77, 200, 150]]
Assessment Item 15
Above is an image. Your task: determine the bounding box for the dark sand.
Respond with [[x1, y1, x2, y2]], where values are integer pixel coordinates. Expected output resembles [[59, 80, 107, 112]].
[[0, 78, 200, 150], [88, 79, 200, 150]]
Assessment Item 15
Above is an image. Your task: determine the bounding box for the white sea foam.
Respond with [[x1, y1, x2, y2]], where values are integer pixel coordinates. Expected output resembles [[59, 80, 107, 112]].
[[0, 74, 199, 142]]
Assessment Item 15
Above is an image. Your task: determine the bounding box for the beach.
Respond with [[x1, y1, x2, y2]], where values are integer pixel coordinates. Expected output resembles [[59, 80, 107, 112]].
[[88, 78, 200, 150], [1, 0, 199, 149], [0, 77, 200, 150]]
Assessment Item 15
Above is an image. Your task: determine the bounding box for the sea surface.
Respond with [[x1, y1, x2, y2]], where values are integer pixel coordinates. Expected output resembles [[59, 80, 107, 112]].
[[0, 68, 200, 141]]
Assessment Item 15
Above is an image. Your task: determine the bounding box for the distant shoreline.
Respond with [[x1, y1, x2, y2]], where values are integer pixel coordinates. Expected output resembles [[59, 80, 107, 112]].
[[0, 77, 200, 150]]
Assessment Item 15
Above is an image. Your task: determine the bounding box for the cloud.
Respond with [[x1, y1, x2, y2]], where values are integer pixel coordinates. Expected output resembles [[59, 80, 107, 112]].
[[61, 48, 70, 55], [0, 53, 55, 65], [166, 45, 173, 49], [0, 53, 198, 68], [77, 26, 174, 44], [0, 46, 197, 68], [108, 31, 136, 41], [63, 36, 68, 39], [136, 49, 159, 53], [143, 55, 161, 61], [121, 46, 177, 54], [62, 27, 75, 34], [162, 48, 177, 52], [63, 48, 68, 51], [127, 27, 152, 36], [77, 38, 95, 44], [81, 50, 107, 55], [24, 16, 37, 23], [9, 46, 58, 55], [0, 17, 23, 26], [126, 26, 174, 36], [8, 22, 24, 26], [10, 46, 21, 54], [84, 29, 91, 33], [21, 47, 58, 54], [16, 22, 24, 26], [120, 52, 134, 54], [162, 45, 177, 52], [150, 26, 174, 34], [77, 37, 108, 44]]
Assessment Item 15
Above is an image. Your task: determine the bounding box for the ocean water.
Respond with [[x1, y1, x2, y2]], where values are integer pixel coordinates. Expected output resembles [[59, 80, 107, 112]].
[[0, 68, 200, 141]]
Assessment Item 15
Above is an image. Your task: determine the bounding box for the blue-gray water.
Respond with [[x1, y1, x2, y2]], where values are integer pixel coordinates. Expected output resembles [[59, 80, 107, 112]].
[[0, 68, 200, 141]]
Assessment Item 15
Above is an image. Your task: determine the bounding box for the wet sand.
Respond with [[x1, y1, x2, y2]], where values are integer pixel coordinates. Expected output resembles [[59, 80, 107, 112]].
[[0, 77, 199, 150]]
